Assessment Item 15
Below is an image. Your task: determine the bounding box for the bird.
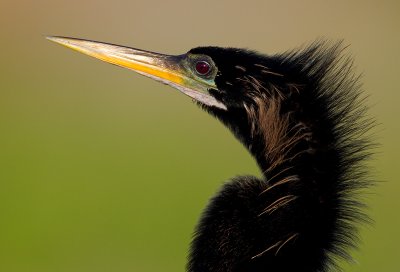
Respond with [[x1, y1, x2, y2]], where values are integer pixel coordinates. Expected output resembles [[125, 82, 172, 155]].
[[47, 36, 374, 272]]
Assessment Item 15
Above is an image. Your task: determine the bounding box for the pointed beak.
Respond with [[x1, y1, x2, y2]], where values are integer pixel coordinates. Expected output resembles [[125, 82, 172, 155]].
[[47, 36, 226, 110]]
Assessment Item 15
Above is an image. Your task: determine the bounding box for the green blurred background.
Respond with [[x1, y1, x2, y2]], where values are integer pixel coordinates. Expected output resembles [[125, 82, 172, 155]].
[[0, 0, 399, 271]]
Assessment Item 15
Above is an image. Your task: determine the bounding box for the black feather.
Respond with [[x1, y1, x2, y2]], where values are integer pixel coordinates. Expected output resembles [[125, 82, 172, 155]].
[[188, 41, 375, 272]]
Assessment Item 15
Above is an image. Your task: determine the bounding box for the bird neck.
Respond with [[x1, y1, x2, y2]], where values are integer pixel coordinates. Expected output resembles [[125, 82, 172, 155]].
[[201, 93, 346, 271], [209, 99, 316, 179]]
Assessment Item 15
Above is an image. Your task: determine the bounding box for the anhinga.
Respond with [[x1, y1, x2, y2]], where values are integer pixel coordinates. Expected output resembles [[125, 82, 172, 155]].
[[48, 37, 373, 272]]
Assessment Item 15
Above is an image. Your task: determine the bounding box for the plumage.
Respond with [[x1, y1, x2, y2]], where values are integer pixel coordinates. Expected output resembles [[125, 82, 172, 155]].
[[189, 42, 374, 272]]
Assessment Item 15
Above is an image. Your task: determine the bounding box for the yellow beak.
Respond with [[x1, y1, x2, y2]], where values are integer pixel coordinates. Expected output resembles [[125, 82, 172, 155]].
[[47, 36, 226, 110]]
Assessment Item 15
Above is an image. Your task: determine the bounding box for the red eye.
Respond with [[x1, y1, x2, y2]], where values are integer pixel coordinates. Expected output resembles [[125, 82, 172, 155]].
[[195, 61, 211, 75]]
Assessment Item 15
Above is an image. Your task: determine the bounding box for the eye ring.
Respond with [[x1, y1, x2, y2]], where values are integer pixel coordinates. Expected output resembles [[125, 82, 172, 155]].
[[195, 60, 211, 76]]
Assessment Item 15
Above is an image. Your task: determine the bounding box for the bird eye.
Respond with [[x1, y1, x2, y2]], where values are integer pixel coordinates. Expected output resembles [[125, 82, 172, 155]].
[[195, 61, 211, 76]]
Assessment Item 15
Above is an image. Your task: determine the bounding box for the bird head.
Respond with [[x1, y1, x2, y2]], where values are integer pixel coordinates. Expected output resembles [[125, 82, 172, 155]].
[[47, 37, 288, 111]]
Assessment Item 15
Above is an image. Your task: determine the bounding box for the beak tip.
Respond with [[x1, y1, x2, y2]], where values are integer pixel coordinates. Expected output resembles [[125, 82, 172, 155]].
[[46, 35, 57, 42], [46, 36, 68, 46]]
